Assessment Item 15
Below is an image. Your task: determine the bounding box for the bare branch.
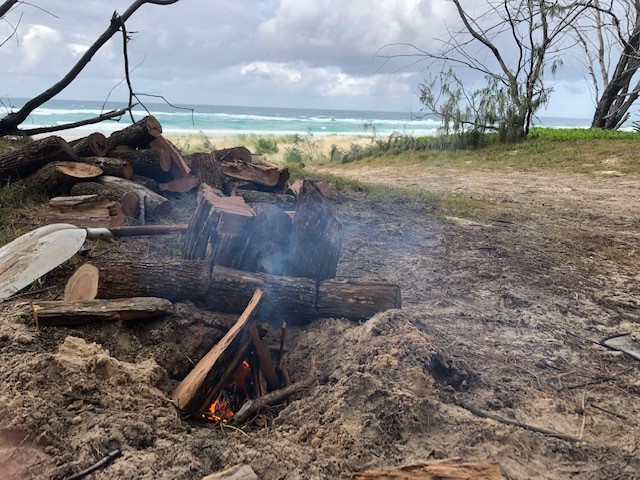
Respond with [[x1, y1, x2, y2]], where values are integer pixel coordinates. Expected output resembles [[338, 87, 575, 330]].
[[18, 106, 134, 136]]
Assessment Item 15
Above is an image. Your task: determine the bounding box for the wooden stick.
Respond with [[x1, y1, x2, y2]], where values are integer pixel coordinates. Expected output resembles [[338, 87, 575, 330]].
[[458, 402, 584, 442], [276, 319, 286, 369], [248, 326, 280, 392], [62, 449, 121, 480], [232, 374, 316, 425]]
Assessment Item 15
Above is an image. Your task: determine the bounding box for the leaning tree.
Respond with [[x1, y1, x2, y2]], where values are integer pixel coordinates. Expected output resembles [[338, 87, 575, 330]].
[[0, 0, 181, 137], [378, 0, 594, 142]]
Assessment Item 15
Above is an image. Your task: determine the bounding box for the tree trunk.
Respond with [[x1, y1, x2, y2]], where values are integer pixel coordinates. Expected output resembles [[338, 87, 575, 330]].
[[97, 175, 172, 217], [286, 180, 343, 281], [68, 259, 210, 302], [69, 132, 109, 157], [47, 194, 125, 228], [182, 184, 254, 269], [0, 136, 78, 183], [204, 265, 318, 323], [20, 161, 103, 196], [107, 115, 162, 149], [317, 279, 402, 320], [171, 289, 263, 414], [215, 147, 252, 163], [149, 136, 190, 178], [184, 152, 223, 188], [221, 160, 289, 189], [131, 174, 159, 192], [33, 297, 173, 327], [159, 174, 200, 193], [77, 156, 134, 179], [70, 182, 140, 218], [107, 148, 172, 178], [239, 203, 292, 275]]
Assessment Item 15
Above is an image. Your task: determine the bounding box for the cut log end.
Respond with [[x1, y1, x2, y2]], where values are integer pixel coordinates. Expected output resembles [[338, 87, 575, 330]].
[[64, 263, 99, 301]]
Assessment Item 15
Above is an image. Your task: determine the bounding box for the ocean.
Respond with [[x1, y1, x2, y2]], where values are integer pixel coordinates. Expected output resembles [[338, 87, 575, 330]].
[[6, 98, 593, 138]]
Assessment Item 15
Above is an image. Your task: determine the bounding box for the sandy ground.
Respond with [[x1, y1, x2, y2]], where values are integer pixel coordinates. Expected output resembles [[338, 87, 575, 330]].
[[1, 141, 639, 479]]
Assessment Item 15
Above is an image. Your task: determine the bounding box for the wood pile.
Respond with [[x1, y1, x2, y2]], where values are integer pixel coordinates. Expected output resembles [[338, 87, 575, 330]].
[[1, 115, 403, 425]]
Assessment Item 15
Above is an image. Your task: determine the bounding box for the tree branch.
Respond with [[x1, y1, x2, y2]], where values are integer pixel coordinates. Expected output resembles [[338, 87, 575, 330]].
[[18, 106, 133, 136]]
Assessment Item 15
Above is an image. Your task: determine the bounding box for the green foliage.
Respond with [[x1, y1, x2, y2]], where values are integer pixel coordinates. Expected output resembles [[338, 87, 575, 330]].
[[283, 131, 323, 163], [529, 127, 640, 141], [253, 137, 279, 154]]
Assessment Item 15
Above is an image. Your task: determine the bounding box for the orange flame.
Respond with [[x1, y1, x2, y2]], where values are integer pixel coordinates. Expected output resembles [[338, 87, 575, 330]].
[[206, 360, 251, 422]]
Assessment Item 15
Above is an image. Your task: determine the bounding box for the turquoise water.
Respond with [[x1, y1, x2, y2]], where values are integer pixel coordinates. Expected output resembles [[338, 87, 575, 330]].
[[8, 98, 592, 137]]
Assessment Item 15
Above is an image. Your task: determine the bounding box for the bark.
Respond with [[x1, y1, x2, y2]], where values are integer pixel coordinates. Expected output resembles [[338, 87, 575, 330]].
[[221, 160, 289, 189], [0, 2, 181, 135], [149, 135, 190, 178], [69, 259, 210, 302], [97, 175, 172, 217], [70, 182, 140, 218], [233, 190, 295, 209], [347, 459, 505, 480], [248, 325, 280, 391], [131, 174, 159, 192], [107, 115, 162, 149], [317, 279, 402, 320], [0, 136, 77, 183], [171, 289, 263, 414], [215, 147, 252, 163], [286, 180, 343, 281], [69, 132, 109, 157], [107, 148, 171, 179], [239, 203, 292, 275], [182, 184, 254, 269], [184, 152, 223, 188], [159, 174, 200, 193], [77, 156, 134, 179], [33, 297, 173, 327], [47, 194, 124, 228], [20, 161, 103, 196], [204, 265, 318, 323]]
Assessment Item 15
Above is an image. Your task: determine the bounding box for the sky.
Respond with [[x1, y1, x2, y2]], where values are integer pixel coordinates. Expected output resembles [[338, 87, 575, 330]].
[[0, 0, 602, 118]]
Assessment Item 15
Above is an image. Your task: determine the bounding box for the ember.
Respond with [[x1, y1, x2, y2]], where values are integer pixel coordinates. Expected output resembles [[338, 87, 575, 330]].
[[205, 360, 251, 422]]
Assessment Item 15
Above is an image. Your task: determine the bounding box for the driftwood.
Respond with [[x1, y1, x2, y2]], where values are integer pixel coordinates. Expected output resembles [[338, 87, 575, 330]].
[[184, 152, 223, 189], [77, 156, 134, 179], [33, 297, 173, 327], [69, 132, 109, 157], [97, 175, 172, 217], [182, 184, 254, 268], [0, 136, 78, 183], [70, 182, 140, 218], [286, 180, 343, 281], [171, 289, 263, 414], [20, 161, 103, 196], [107, 115, 162, 149], [347, 459, 505, 480], [47, 194, 125, 228]]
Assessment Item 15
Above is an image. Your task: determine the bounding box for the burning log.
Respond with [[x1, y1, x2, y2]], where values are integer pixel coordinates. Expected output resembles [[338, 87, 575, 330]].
[[238, 203, 292, 275], [33, 297, 173, 327], [66, 260, 210, 303], [69, 132, 109, 157], [286, 180, 343, 281], [233, 190, 296, 209], [0, 136, 78, 183], [159, 174, 200, 193], [347, 460, 506, 480], [171, 289, 263, 415], [97, 175, 172, 217], [77, 156, 134, 179], [184, 152, 223, 189], [19, 161, 103, 196], [317, 279, 402, 321], [107, 115, 162, 149], [149, 136, 190, 178], [70, 182, 140, 218], [107, 148, 172, 179], [232, 374, 316, 425], [182, 184, 254, 269], [47, 194, 126, 228]]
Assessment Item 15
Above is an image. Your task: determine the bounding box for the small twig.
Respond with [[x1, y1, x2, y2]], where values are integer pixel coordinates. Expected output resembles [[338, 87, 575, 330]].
[[458, 401, 584, 443], [579, 390, 587, 440], [62, 449, 121, 480], [276, 319, 286, 369], [560, 367, 634, 391], [589, 402, 628, 421], [232, 375, 316, 425], [0, 286, 56, 303]]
